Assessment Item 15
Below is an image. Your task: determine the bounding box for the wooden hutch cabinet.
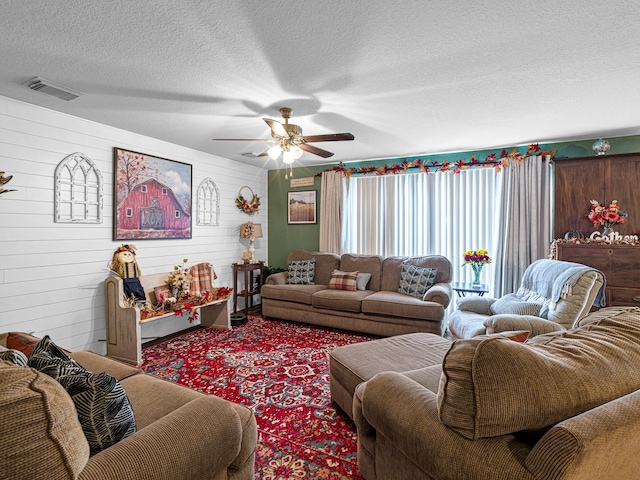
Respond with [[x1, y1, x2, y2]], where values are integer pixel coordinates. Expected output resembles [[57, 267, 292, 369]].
[[553, 152, 640, 307]]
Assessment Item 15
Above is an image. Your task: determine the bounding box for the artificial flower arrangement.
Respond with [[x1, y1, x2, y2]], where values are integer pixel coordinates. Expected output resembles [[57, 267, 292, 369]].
[[461, 249, 492, 284], [166, 258, 191, 300], [588, 200, 627, 232]]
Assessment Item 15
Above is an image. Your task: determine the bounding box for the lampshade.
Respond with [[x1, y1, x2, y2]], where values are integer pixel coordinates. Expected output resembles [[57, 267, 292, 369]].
[[240, 222, 262, 239]]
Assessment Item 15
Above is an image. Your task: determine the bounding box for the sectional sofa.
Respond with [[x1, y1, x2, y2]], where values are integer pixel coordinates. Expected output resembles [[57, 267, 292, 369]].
[[0, 333, 257, 480], [261, 250, 452, 337]]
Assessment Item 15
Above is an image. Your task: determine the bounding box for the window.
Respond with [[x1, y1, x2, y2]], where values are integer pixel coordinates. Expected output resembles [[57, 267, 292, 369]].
[[196, 178, 220, 226], [141, 185, 147, 193], [126, 208, 133, 217], [343, 168, 502, 286], [54, 152, 103, 223], [175, 210, 180, 219], [162, 187, 168, 195]]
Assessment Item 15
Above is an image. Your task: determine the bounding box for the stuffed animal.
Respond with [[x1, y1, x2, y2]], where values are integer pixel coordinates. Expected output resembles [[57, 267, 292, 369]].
[[109, 244, 145, 302]]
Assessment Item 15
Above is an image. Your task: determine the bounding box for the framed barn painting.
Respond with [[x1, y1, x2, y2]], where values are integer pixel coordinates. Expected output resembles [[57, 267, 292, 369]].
[[113, 148, 192, 240], [288, 190, 317, 224]]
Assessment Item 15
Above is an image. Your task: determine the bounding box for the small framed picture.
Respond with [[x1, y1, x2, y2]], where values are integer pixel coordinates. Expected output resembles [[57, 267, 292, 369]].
[[288, 191, 317, 224]]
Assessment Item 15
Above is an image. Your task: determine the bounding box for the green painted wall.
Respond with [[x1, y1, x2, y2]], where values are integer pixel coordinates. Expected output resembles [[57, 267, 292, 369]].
[[267, 134, 640, 268]]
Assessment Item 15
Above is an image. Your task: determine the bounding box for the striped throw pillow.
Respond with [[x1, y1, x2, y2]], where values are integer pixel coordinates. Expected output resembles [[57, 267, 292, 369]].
[[328, 270, 359, 291]]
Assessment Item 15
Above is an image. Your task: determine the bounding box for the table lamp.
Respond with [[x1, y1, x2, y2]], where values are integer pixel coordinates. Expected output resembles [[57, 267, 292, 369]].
[[240, 222, 262, 262]]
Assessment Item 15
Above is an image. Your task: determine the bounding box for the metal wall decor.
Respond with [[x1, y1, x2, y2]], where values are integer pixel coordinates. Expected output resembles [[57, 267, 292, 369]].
[[54, 152, 103, 223], [196, 178, 220, 226]]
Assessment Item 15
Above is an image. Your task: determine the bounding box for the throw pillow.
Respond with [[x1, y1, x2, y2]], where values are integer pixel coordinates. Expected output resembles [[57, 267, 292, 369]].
[[0, 348, 28, 366], [328, 270, 359, 291], [28, 335, 86, 378], [478, 330, 531, 343], [27, 335, 136, 456], [490, 293, 542, 316], [356, 272, 372, 291], [398, 263, 438, 299], [287, 259, 316, 285], [57, 371, 137, 456], [6, 331, 42, 357]]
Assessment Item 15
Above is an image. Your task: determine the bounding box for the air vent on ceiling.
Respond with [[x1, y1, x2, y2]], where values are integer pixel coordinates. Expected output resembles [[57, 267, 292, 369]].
[[23, 77, 83, 101]]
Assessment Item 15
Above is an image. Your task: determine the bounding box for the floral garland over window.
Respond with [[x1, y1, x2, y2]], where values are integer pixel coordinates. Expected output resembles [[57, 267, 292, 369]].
[[235, 185, 260, 215], [316, 144, 555, 178]]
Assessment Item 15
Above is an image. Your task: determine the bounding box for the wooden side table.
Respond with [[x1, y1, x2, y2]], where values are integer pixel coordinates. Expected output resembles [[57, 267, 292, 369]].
[[232, 262, 264, 318]]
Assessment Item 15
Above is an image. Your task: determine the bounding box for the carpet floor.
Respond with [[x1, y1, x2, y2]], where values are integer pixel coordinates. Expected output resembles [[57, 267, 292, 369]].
[[140, 315, 376, 479]]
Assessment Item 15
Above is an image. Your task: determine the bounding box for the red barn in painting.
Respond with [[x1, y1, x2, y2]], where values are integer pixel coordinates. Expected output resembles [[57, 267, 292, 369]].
[[117, 179, 190, 237]]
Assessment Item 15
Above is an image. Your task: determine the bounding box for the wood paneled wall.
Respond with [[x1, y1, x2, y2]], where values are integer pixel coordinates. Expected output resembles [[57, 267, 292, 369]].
[[0, 96, 267, 353]]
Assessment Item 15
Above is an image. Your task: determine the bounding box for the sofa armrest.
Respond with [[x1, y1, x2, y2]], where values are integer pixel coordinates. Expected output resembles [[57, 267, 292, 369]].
[[356, 372, 532, 479], [422, 282, 452, 308], [79, 396, 254, 480], [484, 314, 565, 336], [265, 272, 288, 285], [456, 296, 497, 314], [526, 389, 640, 480]]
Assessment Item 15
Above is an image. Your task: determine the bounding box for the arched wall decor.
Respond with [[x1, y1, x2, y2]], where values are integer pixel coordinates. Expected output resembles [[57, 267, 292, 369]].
[[54, 152, 103, 223], [196, 177, 220, 226]]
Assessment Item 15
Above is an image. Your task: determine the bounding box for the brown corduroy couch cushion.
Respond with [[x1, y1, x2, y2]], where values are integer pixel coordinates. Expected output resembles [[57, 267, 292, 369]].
[[0, 362, 90, 479], [437, 306, 640, 440]]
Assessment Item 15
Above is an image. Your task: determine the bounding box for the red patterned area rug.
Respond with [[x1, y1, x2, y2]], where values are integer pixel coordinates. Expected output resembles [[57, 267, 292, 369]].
[[140, 316, 376, 479]]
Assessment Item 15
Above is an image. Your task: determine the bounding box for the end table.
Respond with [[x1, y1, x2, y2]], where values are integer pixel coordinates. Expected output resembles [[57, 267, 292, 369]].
[[452, 282, 489, 297], [232, 262, 264, 319]]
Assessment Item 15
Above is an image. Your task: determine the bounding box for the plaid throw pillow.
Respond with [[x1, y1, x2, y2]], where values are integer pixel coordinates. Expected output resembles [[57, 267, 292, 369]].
[[328, 270, 359, 291], [398, 263, 438, 299], [287, 259, 316, 285]]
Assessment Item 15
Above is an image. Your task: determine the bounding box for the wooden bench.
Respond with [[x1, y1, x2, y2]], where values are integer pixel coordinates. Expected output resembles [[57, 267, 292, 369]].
[[105, 270, 231, 364]]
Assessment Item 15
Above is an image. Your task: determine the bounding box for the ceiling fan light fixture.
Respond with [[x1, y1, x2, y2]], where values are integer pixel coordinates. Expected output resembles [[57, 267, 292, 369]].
[[291, 145, 303, 160], [282, 150, 296, 164], [267, 144, 282, 160]]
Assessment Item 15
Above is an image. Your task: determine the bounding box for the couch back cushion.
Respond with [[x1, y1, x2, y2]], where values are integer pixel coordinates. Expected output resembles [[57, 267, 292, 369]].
[[287, 250, 340, 285], [437, 306, 640, 440], [339, 254, 383, 291], [0, 362, 90, 478], [380, 256, 451, 292]]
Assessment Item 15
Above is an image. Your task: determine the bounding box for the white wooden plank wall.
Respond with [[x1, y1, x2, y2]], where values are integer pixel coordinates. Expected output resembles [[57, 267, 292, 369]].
[[0, 96, 268, 353]]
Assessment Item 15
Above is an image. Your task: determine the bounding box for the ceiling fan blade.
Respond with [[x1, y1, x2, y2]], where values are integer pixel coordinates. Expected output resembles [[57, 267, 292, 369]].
[[299, 143, 334, 158], [256, 149, 271, 157], [263, 118, 290, 139], [212, 138, 271, 142], [301, 133, 355, 143]]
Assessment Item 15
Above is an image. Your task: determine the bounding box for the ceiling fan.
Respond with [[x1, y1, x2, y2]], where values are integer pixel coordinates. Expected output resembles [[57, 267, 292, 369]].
[[212, 107, 355, 164]]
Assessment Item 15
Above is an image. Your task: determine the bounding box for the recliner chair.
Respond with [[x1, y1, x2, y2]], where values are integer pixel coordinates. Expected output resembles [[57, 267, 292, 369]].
[[448, 259, 606, 339]]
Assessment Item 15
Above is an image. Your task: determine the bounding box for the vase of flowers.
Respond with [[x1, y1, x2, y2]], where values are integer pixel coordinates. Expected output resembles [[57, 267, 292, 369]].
[[588, 200, 627, 236], [166, 258, 191, 300], [462, 249, 492, 285]]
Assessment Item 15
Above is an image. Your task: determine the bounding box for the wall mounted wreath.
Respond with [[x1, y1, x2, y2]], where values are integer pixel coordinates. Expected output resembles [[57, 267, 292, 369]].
[[235, 185, 260, 215]]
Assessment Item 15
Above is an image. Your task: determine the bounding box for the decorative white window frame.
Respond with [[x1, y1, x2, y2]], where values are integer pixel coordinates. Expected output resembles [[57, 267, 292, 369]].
[[196, 178, 220, 226], [54, 152, 103, 223]]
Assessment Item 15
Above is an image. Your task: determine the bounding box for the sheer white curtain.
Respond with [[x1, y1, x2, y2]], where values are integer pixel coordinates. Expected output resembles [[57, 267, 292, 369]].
[[494, 155, 552, 295], [343, 169, 503, 293], [318, 170, 344, 254]]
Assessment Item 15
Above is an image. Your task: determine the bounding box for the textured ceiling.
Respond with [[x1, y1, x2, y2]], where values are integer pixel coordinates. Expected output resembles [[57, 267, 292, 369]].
[[1, 0, 640, 169]]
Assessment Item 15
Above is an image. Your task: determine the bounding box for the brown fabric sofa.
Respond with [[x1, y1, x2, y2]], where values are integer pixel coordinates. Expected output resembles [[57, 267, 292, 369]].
[[352, 306, 640, 480], [0, 335, 257, 480], [261, 250, 452, 337]]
